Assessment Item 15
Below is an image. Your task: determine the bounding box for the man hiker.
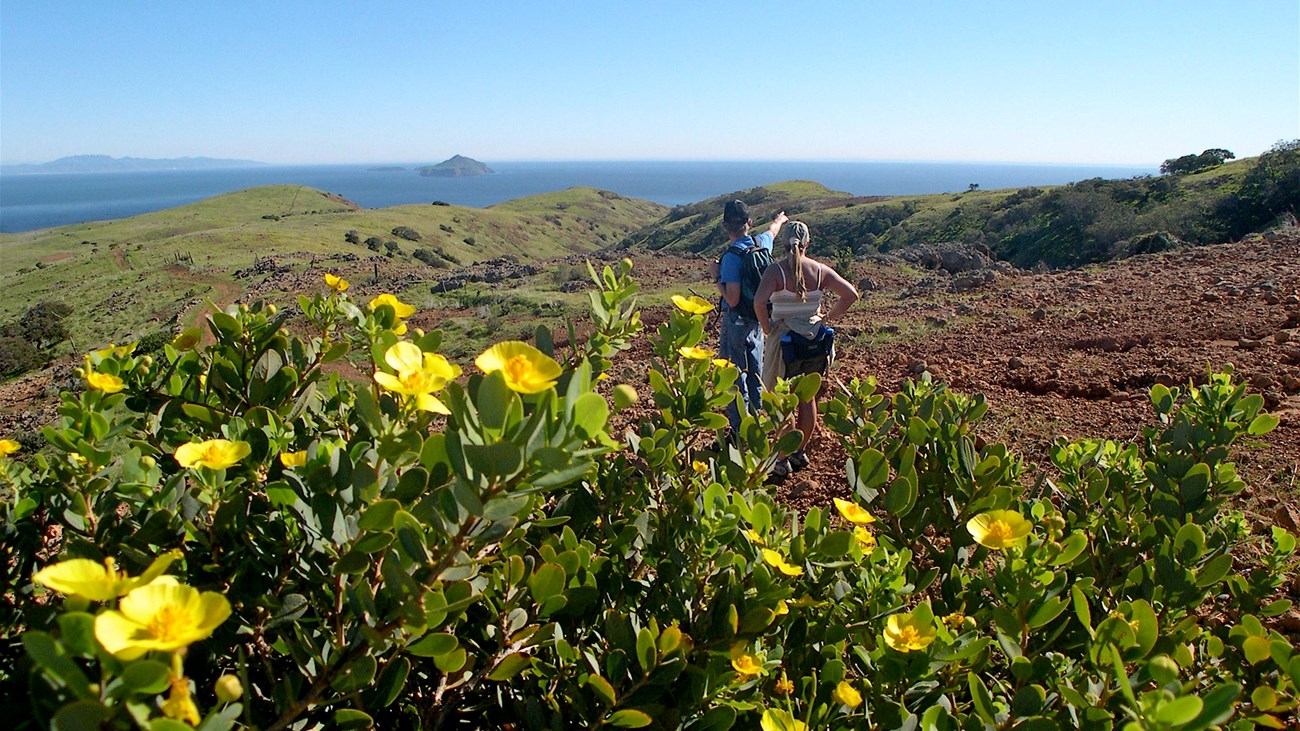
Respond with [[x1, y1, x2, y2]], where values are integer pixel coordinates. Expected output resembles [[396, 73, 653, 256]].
[[708, 199, 788, 437]]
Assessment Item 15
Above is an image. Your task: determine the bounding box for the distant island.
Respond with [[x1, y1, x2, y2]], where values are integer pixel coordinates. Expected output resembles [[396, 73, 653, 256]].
[[417, 154, 493, 178], [369, 166, 406, 172], [1, 154, 265, 175]]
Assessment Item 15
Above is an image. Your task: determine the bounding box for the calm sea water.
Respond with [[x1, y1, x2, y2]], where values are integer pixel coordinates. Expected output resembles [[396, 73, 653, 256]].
[[0, 160, 1154, 234]]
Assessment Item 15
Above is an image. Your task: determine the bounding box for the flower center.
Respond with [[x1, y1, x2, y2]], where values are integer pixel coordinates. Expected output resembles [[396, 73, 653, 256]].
[[897, 625, 921, 646], [147, 605, 188, 642], [399, 370, 423, 390], [987, 520, 1014, 543], [504, 355, 532, 383]]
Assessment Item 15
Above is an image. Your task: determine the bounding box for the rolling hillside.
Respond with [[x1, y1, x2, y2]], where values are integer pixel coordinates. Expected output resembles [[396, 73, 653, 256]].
[[0, 185, 666, 347]]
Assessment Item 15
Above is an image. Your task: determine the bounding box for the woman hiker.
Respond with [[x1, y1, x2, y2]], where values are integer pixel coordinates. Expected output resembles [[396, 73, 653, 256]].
[[753, 220, 859, 474]]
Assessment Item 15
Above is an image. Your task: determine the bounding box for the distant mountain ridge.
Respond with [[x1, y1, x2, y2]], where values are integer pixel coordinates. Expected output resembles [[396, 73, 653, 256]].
[[1, 154, 265, 174]]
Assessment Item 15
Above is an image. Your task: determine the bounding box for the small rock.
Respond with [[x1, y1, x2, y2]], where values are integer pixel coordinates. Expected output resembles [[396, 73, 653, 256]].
[[1201, 292, 1222, 303], [1031, 308, 1047, 321], [1238, 338, 1262, 350], [1284, 376, 1300, 393], [1009, 356, 1025, 370], [1110, 391, 1132, 403], [1277, 331, 1293, 344], [1252, 375, 1277, 390], [1266, 292, 1283, 305], [956, 303, 975, 315]]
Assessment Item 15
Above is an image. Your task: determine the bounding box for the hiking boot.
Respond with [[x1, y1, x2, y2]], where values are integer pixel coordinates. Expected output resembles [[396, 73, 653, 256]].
[[767, 458, 792, 485], [789, 450, 809, 472]]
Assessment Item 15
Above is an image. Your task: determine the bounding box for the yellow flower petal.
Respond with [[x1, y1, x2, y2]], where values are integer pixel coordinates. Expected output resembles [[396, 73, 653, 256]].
[[967, 509, 1034, 550], [324, 272, 350, 292], [833, 498, 875, 525], [678, 346, 716, 360], [671, 294, 715, 315], [761, 709, 808, 731], [96, 581, 231, 660], [832, 680, 863, 708], [730, 653, 763, 678], [85, 371, 125, 394], [0, 438, 19, 457], [279, 450, 307, 468], [33, 557, 132, 602], [761, 548, 804, 577], [883, 611, 936, 652], [174, 439, 251, 470], [368, 293, 416, 318], [853, 526, 876, 551], [711, 358, 733, 368], [475, 341, 562, 394]]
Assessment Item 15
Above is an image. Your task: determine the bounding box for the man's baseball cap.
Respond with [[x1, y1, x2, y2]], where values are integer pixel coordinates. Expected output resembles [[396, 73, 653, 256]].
[[723, 200, 750, 223]]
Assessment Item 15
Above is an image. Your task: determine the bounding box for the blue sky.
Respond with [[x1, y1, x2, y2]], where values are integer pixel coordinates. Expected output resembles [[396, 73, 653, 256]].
[[2, 1, 1296, 165]]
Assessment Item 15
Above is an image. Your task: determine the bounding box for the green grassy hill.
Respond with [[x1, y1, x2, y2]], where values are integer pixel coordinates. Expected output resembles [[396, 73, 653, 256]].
[[621, 143, 1299, 269], [0, 185, 666, 348]]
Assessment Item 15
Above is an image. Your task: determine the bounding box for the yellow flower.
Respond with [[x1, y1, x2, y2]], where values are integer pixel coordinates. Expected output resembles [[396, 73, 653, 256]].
[[761, 709, 808, 731], [90, 342, 136, 360], [743, 529, 766, 546], [94, 579, 231, 660], [774, 599, 789, 616], [671, 294, 715, 315], [883, 611, 936, 652], [374, 341, 460, 414], [730, 645, 764, 678], [174, 439, 251, 470], [85, 371, 125, 394], [33, 557, 134, 602], [833, 498, 875, 525], [475, 341, 562, 394], [324, 272, 350, 292], [172, 330, 202, 352], [692, 460, 709, 475], [832, 680, 863, 708], [853, 527, 876, 551], [162, 675, 201, 725], [279, 450, 308, 468], [761, 548, 804, 577], [711, 358, 733, 368], [774, 672, 794, 695], [368, 293, 416, 318], [678, 345, 716, 360], [967, 509, 1034, 550], [0, 439, 19, 457]]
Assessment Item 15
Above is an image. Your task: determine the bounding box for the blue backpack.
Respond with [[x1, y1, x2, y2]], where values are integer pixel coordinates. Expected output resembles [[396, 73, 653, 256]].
[[723, 239, 772, 319]]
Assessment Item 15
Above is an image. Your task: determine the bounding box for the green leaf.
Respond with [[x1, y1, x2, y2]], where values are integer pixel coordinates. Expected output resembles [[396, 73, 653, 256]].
[[434, 647, 467, 673], [967, 672, 997, 725], [332, 709, 374, 729], [150, 719, 195, 731], [1196, 553, 1233, 588], [331, 655, 377, 693], [884, 474, 917, 517], [631, 626, 656, 674], [1247, 413, 1280, 436], [486, 652, 531, 681], [464, 441, 523, 480], [407, 632, 459, 658], [1028, 597, 1069, 629], [529, 563, 566, 606], [54, 700, 112, 730], [358, 499, 402, 532], [1243, 635, 1272, 665], [1154, 695, 1203, 725], [1051, 530, 1089, 566], [607, 709, 653, 728], [23, 631, 92, 698], [371, 656, 409, 708], [587, 673, 617, 706], [56, 612, 97, 657], [121, 660, 172, 694], [477, 371, 514, 430], [572, 392, 610, 437]]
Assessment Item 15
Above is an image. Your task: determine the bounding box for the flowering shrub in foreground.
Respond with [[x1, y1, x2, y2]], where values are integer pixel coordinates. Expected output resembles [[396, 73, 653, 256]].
[[0, 260, 1294, 729]]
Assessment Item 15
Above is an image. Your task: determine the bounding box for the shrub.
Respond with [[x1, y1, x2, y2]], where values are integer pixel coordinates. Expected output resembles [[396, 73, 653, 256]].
[[392, 226, 422, 242], [2, 265, 1292, 729], [0, 335, 43, 377]]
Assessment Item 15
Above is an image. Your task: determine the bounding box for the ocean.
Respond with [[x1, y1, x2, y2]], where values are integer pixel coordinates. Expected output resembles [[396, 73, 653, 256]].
[[0, 160, 1155, 234]]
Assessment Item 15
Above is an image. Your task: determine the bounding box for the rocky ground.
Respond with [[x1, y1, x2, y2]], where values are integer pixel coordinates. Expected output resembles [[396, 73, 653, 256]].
[[606, 231, 1300, 530]]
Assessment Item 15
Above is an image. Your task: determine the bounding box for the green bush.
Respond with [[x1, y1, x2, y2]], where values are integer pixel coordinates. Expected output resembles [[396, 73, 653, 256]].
[[1, 265, 1293, 729]]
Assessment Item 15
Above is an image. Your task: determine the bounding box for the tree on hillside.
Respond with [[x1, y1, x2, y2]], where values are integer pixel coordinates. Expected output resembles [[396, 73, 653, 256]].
[[1160, 148, 1235, 175]]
